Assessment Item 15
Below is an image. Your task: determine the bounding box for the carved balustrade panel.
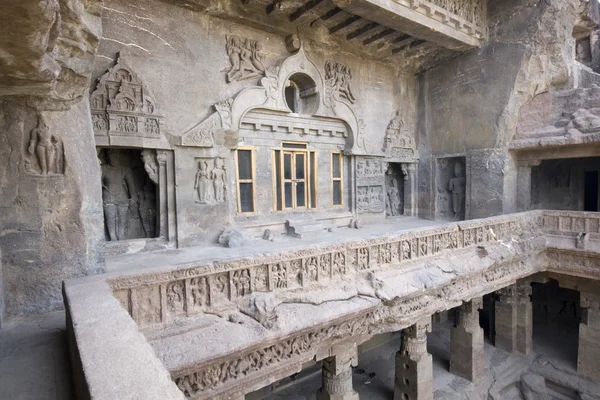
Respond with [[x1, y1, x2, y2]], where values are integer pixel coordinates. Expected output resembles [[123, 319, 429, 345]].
[[111, 215, 525, 327]]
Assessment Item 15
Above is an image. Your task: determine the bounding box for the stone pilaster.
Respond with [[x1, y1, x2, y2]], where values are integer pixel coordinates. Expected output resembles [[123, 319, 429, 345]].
[[516, 160, 540, 212], [317, 345, 359, 400], [578, 291, 600, 381], [403, 164, 417, 217], [494, 280, 532, 355], [394, 318, 433, 400], [450, 297, 484, 381]]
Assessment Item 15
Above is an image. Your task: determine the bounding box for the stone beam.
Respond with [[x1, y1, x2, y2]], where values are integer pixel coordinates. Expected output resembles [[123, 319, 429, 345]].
[[331, 0, 483, 50]]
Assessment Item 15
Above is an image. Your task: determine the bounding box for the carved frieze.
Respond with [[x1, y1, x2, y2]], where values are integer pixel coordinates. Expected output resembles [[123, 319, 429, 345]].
[[173, 310, 374, 397], [225, 35, 266, 83], [194, 158, 226, 205], [90, 57, 164, 140], [26, 117, 65, 176]]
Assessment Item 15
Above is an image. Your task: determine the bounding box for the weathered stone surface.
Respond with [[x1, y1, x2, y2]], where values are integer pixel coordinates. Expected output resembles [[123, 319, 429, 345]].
[[0, 99, 104, 318]]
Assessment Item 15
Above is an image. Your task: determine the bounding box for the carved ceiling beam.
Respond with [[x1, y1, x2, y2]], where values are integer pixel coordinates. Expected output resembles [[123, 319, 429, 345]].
[[330, 0, 481, 50], [329, 14, 362, 34], [347, 21, 379, 40], [391, 37, 415, 54], [289, 0, 326, 21], [317, 6, 342, 22], [363, 27, 396, 46]]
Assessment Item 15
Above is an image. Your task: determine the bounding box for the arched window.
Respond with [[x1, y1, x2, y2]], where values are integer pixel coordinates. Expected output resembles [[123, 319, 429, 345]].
[[284, 73, 318, 115]]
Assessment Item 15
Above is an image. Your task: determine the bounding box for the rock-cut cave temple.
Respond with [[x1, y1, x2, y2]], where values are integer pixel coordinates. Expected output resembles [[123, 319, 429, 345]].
[[1, 0, 600, 399]]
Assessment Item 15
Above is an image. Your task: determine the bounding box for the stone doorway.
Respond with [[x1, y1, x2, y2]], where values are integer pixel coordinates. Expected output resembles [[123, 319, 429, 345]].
[[98, 148, 158, 241]]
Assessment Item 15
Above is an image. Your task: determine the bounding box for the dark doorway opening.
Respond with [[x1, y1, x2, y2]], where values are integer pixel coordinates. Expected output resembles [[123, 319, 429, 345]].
[[584, 170, 598, 211]]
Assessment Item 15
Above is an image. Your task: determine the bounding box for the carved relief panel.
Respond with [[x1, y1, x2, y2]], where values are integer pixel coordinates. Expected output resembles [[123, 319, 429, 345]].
[[90, 57, 165, 142], [324, 61, 356, 105], [356, 157, 385, 214], [194, 157, 227, 205], [225, 35, 266, 83], [25, 116, 65, 176]]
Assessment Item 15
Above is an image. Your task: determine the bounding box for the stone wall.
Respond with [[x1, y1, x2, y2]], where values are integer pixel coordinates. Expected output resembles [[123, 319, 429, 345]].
[[417, 0, 590, 220], [0, 0, 105, 320]]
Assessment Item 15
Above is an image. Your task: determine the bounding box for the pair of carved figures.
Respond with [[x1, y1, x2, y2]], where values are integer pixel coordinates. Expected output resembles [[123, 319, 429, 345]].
[[324, 60, 356, 104], [101, 149, 157, 241], [195, 158, 226, 204], [27, 118, 64, 175], [226, 35, 265, 82]]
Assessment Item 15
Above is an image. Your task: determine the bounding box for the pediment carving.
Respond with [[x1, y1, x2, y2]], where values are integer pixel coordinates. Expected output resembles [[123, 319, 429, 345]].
[[383, 111, 418, 162], [90, 56, 170, 149], [180, 44, 369, 155]]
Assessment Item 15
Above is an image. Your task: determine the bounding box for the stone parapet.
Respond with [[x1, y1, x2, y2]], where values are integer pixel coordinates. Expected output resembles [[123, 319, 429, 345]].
[[64, 210, 600, 400]]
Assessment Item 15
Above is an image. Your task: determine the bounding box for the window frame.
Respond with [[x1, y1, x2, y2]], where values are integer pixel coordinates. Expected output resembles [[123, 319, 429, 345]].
[[272, 142, 318, 212], [235, 146, 257, 214], [330, 151, 344, 207]]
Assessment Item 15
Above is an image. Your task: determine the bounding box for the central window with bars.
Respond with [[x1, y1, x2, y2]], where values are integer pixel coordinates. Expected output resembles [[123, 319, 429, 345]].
[[273, 142, 317, 211]]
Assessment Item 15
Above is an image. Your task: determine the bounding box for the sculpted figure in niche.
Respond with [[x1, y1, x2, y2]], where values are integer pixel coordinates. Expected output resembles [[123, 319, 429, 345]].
[[102, 150, 137, 241], [448, 161, 466, 220], [195, 160, 213, 204], [28, 118, 63, 175], [226, 35, 265, 82], [387, 179, 401, 217], [212, 158, 226, 203]]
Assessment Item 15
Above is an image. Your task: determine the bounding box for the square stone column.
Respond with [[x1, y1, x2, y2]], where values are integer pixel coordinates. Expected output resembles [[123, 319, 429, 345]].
[[450, 297, 484, 381], [494, 280, 532, 355], [516, 160, 540, 212], [403, 164, 417, 217], [317, 345, 359, 400], [394, 318, 433, 400], [578, 291, 600, 380]]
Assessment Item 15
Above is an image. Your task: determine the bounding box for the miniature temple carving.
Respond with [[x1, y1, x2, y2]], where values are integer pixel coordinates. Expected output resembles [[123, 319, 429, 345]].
[[26, 117, 64, 176], [383, 111, 418, 162], [90, 57, 165, 142], [225, 35, 265, 82]]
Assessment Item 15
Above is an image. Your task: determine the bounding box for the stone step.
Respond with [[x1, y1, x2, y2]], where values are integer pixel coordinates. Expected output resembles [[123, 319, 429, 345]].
[[287, 218, 325, 238]]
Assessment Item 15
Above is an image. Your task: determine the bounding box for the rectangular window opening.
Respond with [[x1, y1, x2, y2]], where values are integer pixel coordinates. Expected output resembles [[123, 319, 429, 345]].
[[584, 170, 598, 212], [236, 148, 255, 213], [331, 152, 343, 206]]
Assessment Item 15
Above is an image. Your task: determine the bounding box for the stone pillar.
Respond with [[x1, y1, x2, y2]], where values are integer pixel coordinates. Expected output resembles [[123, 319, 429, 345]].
[[516, 160, 540, 212], [516, 280, 533, 354], [578, 291, 600, 380], [317, 345, 359, 400], [495, 280, 532, 354], [394, 318, 433, 400], [433, 310, 449, 323], [0, 100, 105, 320], [403, 164, 417, 216], [450, 297, 484, 381]]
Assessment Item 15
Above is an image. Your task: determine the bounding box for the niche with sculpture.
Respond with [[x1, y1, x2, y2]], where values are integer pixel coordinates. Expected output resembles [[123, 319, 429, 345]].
[[385, 163, 406, 217], [25, 117, 65, 176], [99, 148, 157, 241], [436, 156, 466, 221]]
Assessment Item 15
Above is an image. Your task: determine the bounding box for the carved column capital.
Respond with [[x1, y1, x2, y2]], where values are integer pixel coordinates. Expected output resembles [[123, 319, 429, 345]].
[[156, 150, 168, 163]]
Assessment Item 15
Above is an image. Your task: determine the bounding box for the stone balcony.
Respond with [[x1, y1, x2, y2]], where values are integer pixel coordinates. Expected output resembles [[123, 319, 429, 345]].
[[64, 210, 600, 400]]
